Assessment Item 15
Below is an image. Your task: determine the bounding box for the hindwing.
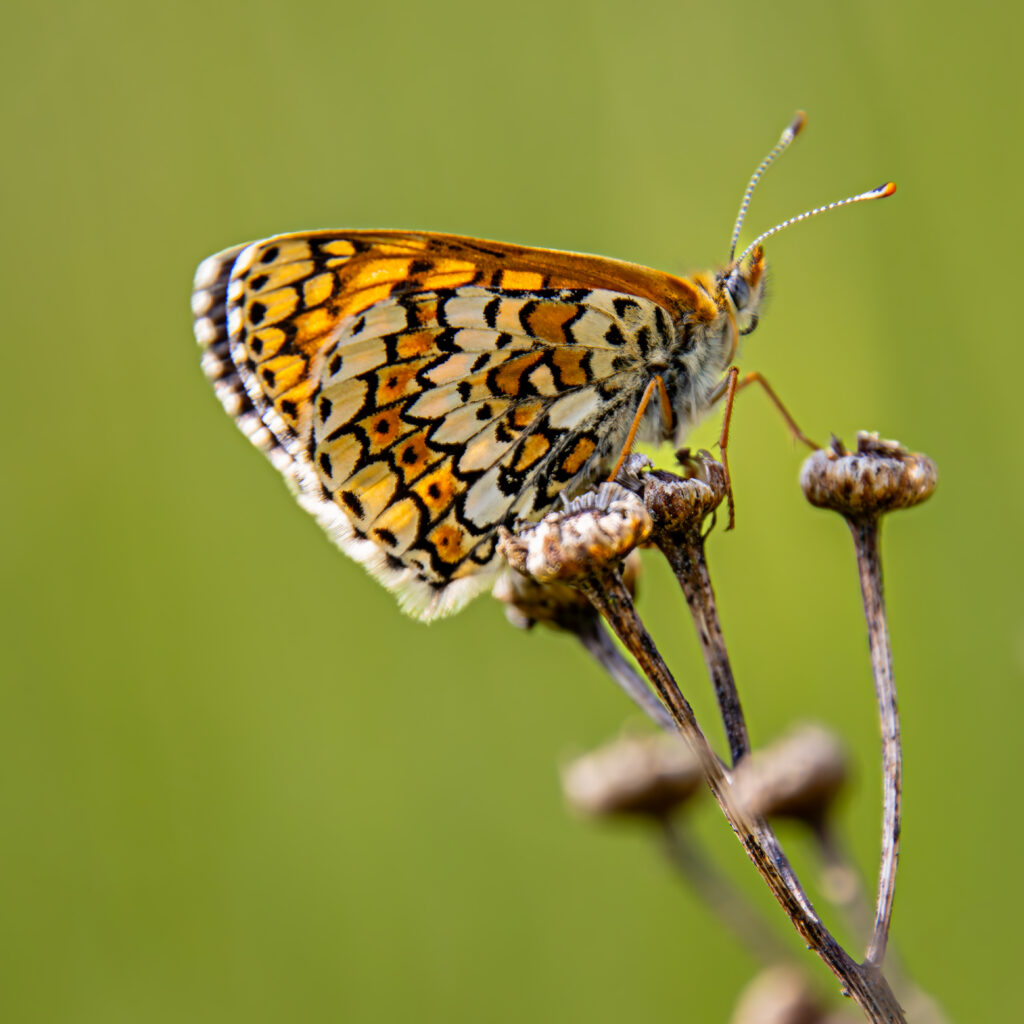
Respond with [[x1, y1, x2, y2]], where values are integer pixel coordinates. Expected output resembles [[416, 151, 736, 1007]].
[[192, 231, 692, 618]]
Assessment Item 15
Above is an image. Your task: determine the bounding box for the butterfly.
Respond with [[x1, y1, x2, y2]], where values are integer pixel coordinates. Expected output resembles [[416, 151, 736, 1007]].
[[191, 113, 893, 620]]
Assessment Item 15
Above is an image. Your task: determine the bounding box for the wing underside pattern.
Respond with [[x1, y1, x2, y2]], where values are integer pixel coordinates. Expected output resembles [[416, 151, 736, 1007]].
[[193, 231, 685, 618]]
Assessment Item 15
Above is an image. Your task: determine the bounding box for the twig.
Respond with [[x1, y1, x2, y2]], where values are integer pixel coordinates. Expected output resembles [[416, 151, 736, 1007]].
[[643, 456, 750, 765], [849, 518, 900, 967], [497, 460, 929, 1021], [802, 433, 937, 969], [578, 570, 904, 1023]]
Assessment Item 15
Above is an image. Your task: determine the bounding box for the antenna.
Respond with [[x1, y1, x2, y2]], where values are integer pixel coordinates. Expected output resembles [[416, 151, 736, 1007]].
[[728, 111, 807, 262], [734, 181, 897, 268]]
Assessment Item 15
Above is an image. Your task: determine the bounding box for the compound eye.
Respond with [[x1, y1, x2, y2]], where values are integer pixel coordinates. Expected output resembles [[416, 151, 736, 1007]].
[[727, 273, 750, 311]]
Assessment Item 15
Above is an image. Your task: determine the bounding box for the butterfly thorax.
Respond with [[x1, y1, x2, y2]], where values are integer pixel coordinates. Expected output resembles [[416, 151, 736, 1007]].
[[634, 245, 766, 445]]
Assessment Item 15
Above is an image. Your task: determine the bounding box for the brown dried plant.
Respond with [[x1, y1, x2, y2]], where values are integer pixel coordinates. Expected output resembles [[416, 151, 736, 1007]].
[[496, 434, 939, 1024]]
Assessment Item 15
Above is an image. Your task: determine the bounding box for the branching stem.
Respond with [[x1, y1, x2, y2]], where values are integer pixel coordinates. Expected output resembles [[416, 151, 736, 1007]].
[[579, 569, 905, 1023], [655, 530, 750, 765]]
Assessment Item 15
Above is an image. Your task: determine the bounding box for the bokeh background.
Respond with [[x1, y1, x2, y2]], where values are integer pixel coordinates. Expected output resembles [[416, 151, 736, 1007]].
[[5, 1, 1021, 1020]]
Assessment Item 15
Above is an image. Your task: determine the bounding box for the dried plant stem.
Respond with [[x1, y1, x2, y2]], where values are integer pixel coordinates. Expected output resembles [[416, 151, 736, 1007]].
[[655, 530, 750, 765], [580, 569, 905, 1023], [849, 519, 901, 968], [801, 435, 936, 973], [815, 823, 951, 1021], [576, 619, 676, 733], [659, 817, 792, 966]]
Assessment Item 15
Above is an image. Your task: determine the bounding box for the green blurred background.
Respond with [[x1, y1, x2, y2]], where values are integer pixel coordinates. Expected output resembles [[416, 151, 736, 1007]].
[[4, 0, 1021, 1020]]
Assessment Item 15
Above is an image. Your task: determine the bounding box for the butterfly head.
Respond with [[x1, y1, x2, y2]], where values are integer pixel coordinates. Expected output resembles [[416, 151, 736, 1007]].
[[721, 244, 766, 338]]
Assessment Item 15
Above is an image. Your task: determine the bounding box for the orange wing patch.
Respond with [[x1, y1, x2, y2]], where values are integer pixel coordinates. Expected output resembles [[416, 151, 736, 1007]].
[[500, 269, 545, 290], [523, 301, 581, 343], [359, 406, 410, 453], [561, 436, 597, 476], [427, 517, 472, 565], [372, 364, 422, 407], [512, 399, 545, 430], [493, 351, 546, 396], [395, 330, 436, 360], [550, 348, 590, 388], [513, 433, 551, 473], [391, 433, 434, 482], [413, 464, 459, 515]]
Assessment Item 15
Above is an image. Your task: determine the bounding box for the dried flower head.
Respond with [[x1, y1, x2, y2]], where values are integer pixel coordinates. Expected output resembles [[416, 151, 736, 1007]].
[[732, 724, 848, 826], [643, 450, 729, 535], [497, 483, 651, 584], [800, 433, 937, 521], [729, 965, 838, 1024], [562, 733, 703, 818]]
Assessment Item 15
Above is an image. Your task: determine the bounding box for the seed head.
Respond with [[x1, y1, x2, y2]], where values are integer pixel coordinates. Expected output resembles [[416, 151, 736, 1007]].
[[643, 450, 729, 535], [800, 433, 937, 521], [498, 483, 651, 584], [562, 733, 703, 818], [729, 965, 837, 1024], [732, 724, 848, 826]]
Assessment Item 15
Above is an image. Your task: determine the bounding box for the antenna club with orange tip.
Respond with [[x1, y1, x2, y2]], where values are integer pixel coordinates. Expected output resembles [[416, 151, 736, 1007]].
[[733, 179, 898, 269], [786, 109, 808, 140], [726, 112, 895, 268]]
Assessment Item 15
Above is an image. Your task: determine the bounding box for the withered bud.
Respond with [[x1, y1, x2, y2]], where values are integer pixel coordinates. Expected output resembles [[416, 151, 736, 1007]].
[[493, 552, 641, 631], [732, 725, 848, 826], [729, 966, 841, 1024], [643, 451, 729, 534], [800, 433, 937, 520], [497, 483, 651, 583], [561, 733, 703, 818]]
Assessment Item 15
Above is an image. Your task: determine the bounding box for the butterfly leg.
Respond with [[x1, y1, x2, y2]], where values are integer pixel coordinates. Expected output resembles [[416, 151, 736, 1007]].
[[711, 371, 821, 451], [710, 369, 822, 530], [715, 368, 741, 531], [608, 375, 674, 482]]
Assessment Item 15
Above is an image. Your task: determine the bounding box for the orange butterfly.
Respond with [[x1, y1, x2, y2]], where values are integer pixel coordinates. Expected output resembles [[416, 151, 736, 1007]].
[[192, 113, 893, 619]]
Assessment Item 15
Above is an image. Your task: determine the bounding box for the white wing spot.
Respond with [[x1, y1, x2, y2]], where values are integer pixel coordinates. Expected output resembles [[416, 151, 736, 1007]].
[[193, 254, 227, 289], [547, 389, 602, 429], [194, 317, 218, 346], [233, 242, 261, 277]]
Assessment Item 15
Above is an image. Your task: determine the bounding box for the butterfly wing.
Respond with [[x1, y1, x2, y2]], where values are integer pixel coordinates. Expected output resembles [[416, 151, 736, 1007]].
[[192, 231, 703, 619]]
